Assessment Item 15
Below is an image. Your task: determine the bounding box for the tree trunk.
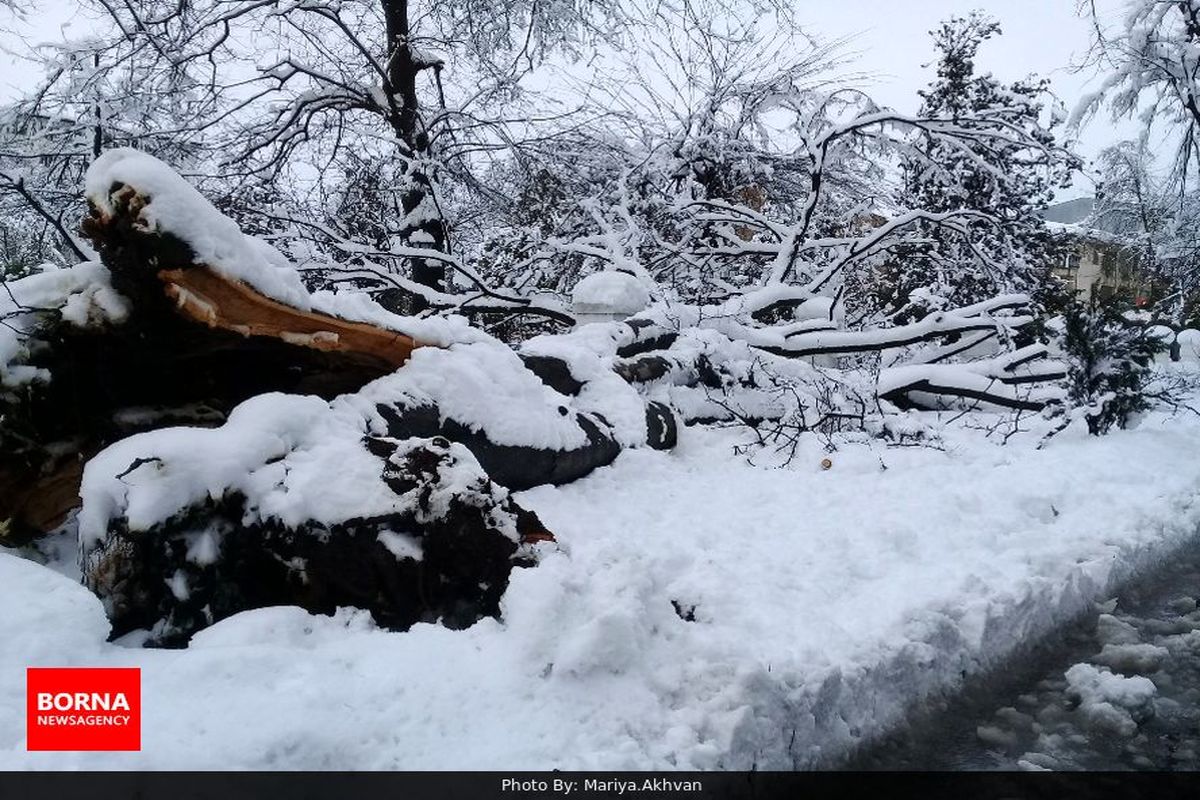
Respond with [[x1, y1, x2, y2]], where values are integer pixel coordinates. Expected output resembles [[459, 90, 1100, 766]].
[[1, 180, 678, 541], [383, 0, 448, 305]]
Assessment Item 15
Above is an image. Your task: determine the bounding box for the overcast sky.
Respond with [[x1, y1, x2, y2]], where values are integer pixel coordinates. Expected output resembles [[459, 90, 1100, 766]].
[[1, 0, 1136, 200], [804, 0, 1139, 197]]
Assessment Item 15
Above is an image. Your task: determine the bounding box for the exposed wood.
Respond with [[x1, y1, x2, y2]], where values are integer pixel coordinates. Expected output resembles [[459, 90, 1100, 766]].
[[158, 266, 420, 370], [2, 184, 436, 539], [0, 458, 86, 544]]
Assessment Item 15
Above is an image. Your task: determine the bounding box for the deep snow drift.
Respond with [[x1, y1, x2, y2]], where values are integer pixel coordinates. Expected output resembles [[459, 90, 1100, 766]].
[[4, 400, 1200, 769]]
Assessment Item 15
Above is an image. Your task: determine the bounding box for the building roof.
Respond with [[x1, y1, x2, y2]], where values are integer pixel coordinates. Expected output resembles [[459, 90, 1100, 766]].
[[1040, 197, 1095, 225], [1040, 197, 1143, 239]]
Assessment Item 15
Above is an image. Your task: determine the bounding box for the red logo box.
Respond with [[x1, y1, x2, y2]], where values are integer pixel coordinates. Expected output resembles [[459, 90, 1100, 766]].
[[26, 667, 141, 751]]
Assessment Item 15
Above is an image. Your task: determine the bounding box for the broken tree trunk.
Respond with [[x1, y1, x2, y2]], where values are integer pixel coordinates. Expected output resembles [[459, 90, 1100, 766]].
[[82, 434, 553, 646], [1, 186, 425, 541], [157, 265, 418, 369], [2, 172, 678, 540]]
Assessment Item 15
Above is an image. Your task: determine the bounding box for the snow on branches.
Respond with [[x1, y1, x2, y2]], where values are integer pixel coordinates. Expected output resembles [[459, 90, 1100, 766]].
[[1074, 1, 1200, 324], [1074, 0, 1200, 177], [0, 2, 1158, 499]]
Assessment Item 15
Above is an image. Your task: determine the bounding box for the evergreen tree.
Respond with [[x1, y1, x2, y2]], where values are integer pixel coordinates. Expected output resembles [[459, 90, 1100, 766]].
[[885, 12, 1078, 324], [1057, 297, 1162, 435]]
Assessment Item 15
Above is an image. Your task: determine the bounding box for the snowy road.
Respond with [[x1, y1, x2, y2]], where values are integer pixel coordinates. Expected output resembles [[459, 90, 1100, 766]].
[[853, 541, 1200, 770], [4, 412, 1200, 769]]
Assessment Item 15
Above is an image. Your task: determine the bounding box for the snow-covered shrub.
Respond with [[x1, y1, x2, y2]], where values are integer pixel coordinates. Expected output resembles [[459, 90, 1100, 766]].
[[1056, 298, 1163, 435]]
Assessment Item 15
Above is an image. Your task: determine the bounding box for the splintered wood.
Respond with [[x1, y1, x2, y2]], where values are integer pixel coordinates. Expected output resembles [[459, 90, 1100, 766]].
[[158, 266, 419, 370]]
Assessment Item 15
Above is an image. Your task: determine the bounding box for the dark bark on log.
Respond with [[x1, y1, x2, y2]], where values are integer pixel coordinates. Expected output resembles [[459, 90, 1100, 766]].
[[375, 404, 623, 490], [519, 354, 585, 396], [83, 437, 553, 646], [645, 401, 679, 449], [615, 318, 679, 358], [613, 354, 675, 384], [880, 378, 1047, 412]]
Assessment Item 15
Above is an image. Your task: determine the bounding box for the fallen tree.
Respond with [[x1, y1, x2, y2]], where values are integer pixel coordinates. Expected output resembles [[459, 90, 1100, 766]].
[[2, 147, 1078, 552], [0, 148, 1076, 644], [0, 151, 694, 644], [0, 151, 678, 544]]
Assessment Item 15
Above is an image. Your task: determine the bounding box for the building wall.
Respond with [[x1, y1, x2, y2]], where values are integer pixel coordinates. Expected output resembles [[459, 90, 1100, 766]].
[[1053, 239, 1154, 305]]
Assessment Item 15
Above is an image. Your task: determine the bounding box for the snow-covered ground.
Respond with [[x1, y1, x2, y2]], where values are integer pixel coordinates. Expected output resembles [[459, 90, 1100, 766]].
[[4, 406, 1200, 769]]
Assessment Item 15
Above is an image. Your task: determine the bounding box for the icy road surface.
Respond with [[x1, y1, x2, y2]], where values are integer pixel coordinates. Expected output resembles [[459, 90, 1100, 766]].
[[854, 540, 1200, 770]]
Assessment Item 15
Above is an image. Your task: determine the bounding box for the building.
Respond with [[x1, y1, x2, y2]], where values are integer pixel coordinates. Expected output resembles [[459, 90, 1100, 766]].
[[1041, 197, 1157, 305]]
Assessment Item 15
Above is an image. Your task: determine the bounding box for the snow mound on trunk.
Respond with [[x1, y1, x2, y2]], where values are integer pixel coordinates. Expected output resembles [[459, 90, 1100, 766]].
[[76, 389, 552, 644], [86, 149, 311, 309], [78, 393, 378, 547], [354, 341, 593, 451], [83, 148, 484, 348]]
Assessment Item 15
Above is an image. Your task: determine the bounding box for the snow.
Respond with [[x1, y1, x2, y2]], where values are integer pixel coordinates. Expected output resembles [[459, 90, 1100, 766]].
[[0, 261, 128, 387], [1097, 613, 1142, 646], [877, 363, 1055, 409], [79, 393, 338, 549], [85, 149, 311, 309], [878, 364, 1005, 397], [668, 293, 1034, 358], [0, 555, 111, 665], [1148, 325, 1176, 344], [351, 341, 594, 451], [7, 400, 1200, 768], [572, 271, 650, 317], [792, 296, 838, 322], [309, 289, 487, 349], [521, 330, 653, 447], [1177, 329, 1200, 360], [377, 530, 423, 562], [82, 149, 483, 349], [1064, 663, 1157, 737], [77, 391, 517, 553], [79, 331, 668, 554], [1091, 642, 1169, 673]]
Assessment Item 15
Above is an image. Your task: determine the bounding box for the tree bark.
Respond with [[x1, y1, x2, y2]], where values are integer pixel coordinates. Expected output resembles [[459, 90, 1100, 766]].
[[382, 0, 448, 304]]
